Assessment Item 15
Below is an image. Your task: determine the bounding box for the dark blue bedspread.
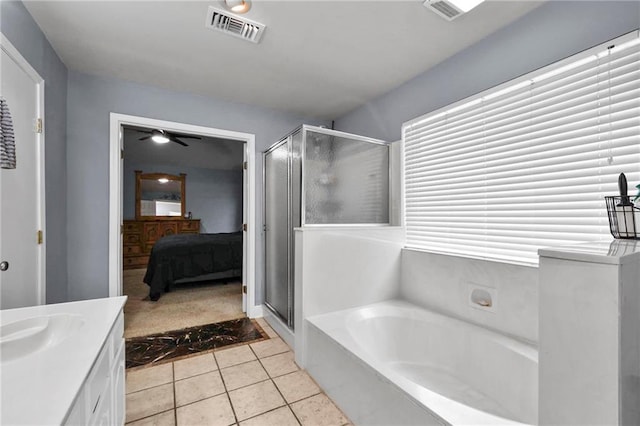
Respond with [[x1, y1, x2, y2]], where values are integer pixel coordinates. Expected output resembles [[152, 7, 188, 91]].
[[143, 232, 242, 299]]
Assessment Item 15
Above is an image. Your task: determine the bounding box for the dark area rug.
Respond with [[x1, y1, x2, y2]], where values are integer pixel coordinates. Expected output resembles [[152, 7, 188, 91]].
[[125, 317, 267, 369]]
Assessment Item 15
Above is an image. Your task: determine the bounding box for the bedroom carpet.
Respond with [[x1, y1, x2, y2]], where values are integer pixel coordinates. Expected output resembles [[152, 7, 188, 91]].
[[123, 268, 244, 339]]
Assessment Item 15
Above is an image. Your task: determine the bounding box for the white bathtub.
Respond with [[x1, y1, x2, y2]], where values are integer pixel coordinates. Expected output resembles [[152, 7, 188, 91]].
[[305, 300, 538, 425]]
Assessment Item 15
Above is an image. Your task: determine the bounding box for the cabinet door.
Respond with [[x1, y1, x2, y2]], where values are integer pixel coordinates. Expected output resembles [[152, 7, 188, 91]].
[[123, 233, 141, 244], [159, 222, 178, 237], [111, 341, 125, 426], [64, 391, 86, 425], [143, 223, 158, 243], [179, 220, 200, 232], [123, 256, 148, 268], [86, 345, 110, 419], [123, 245, 142, 255], [90, 387, 111, 426], [123, 222, 141, 233]]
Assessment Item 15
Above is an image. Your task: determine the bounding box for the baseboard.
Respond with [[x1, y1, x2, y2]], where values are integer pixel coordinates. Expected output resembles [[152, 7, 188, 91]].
[[263, 308, 295, 348], [248, 304, 264, 318]]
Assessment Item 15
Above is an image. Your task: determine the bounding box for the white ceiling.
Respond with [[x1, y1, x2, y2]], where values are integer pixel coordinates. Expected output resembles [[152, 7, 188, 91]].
[[123, 126, 244, 170], [24, 1, 544, 119]]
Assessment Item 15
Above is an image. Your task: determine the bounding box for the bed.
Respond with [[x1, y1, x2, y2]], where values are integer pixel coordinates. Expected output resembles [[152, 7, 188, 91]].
[[143, 232, 243, 301]]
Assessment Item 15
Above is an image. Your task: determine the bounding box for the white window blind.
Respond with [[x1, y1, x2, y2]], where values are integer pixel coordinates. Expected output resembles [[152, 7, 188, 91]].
[[403, 32, 640, 265]]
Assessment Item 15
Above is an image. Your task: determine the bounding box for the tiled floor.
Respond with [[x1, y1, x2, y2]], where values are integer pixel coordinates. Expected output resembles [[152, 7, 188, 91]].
[[125, 318, 351, 426]]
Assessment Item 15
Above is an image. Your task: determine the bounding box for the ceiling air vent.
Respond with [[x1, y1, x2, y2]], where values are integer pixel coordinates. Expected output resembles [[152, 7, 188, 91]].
[[424, 0, 484, 21], [205, 6, 265, 43]]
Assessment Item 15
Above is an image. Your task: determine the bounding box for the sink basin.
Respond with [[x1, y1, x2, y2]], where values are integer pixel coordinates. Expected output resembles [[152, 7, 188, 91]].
[[0, 314, 85, 363]]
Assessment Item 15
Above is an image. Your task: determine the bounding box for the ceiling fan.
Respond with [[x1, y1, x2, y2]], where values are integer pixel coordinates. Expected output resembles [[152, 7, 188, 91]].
[[138, 129, 201, 147]]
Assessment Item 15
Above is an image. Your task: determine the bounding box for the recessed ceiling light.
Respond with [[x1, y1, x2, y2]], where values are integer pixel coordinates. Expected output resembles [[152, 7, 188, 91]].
[[225, 0, 251, 14], [151, 130, 170, 144]]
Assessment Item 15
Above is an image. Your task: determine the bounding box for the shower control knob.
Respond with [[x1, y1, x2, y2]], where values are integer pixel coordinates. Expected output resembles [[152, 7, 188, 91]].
[[0, 261, 8, 271]]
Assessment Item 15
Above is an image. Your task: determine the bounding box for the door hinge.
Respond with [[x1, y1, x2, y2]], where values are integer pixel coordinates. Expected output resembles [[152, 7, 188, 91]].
[[120, 224, 124, 235], [243, 223, 247, 232], [243, 161, 248, 170], [242, 285, 247, 294], [34, 118, 43, 134], [37, 230, 43, 245], [120, 149, 124, 159]]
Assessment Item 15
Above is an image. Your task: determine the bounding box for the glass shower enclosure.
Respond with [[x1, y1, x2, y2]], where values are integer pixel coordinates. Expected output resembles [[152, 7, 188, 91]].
[[263, 125, 390, 329]]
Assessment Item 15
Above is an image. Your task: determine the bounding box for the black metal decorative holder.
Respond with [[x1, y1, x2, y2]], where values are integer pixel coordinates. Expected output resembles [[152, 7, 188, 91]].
[[605, 196, 640, 239]]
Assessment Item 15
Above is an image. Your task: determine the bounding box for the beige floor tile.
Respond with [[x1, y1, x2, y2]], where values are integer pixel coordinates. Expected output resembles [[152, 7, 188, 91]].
[[239, 406, 300, 426], [250, 337, 290, 358], [254, 318, 279, 338], [125, 409, 175, 426], [261, 325, 279, 339], [291, 394, 349, 426], [215, 344, 257, 369], [255, 317, 269, 328], [126, 363, 174, 394], [220, 360, 269, 391], [175, 370, 226, 407], [260, 351, 299, 378], [173, 353, 217, 381], [126, 383, 175, 423], [176, 394, 235, 426], [273, 371, 321, 403], [228, 380, 286, 421]]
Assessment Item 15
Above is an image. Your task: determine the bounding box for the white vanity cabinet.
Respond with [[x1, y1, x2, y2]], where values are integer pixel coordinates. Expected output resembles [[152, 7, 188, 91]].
[[0, 296, 127, 425], [66, 310, 125, 426]]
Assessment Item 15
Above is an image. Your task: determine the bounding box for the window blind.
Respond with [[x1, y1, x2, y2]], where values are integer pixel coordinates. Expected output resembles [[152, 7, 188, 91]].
[[403, 32, 640, 265]]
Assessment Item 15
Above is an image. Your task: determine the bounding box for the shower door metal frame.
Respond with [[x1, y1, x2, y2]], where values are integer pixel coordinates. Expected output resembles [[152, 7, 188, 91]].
[[263, 125, 391, 329], [300, 124, 392, 227], [263, 135, 295, 328]]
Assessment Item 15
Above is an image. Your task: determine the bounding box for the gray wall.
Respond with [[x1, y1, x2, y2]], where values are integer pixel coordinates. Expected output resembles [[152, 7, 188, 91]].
[[334, 1, 640, 141], [66, 70, 327, 301], [123, 161, 243, 233], [1, 1, 68, 303]]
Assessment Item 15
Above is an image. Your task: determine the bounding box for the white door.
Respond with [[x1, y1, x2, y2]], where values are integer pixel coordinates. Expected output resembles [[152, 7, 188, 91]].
[[241, 143, 247, 313], [0, 38, 45, 309]]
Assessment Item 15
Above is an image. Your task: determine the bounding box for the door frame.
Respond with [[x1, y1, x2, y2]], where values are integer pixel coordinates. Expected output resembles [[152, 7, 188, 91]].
[[0, 33, 47, 305], [108, 113, 259, 317]]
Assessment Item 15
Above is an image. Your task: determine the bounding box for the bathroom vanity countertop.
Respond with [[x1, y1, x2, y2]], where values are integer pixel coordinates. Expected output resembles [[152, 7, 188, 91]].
[[0, 296, 127, 425], [538, 240, 640, 265]]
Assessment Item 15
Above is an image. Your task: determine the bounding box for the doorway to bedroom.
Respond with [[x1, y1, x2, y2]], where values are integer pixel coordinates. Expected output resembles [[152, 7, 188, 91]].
[[108, 114, 257, 339]]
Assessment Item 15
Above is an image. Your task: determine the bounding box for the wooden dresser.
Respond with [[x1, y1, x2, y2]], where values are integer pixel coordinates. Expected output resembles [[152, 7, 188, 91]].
[[123, 219, 200, 270]]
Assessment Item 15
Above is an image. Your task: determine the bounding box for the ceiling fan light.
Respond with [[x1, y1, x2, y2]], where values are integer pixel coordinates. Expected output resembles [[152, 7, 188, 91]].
[[151, 130, 170, 144]]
